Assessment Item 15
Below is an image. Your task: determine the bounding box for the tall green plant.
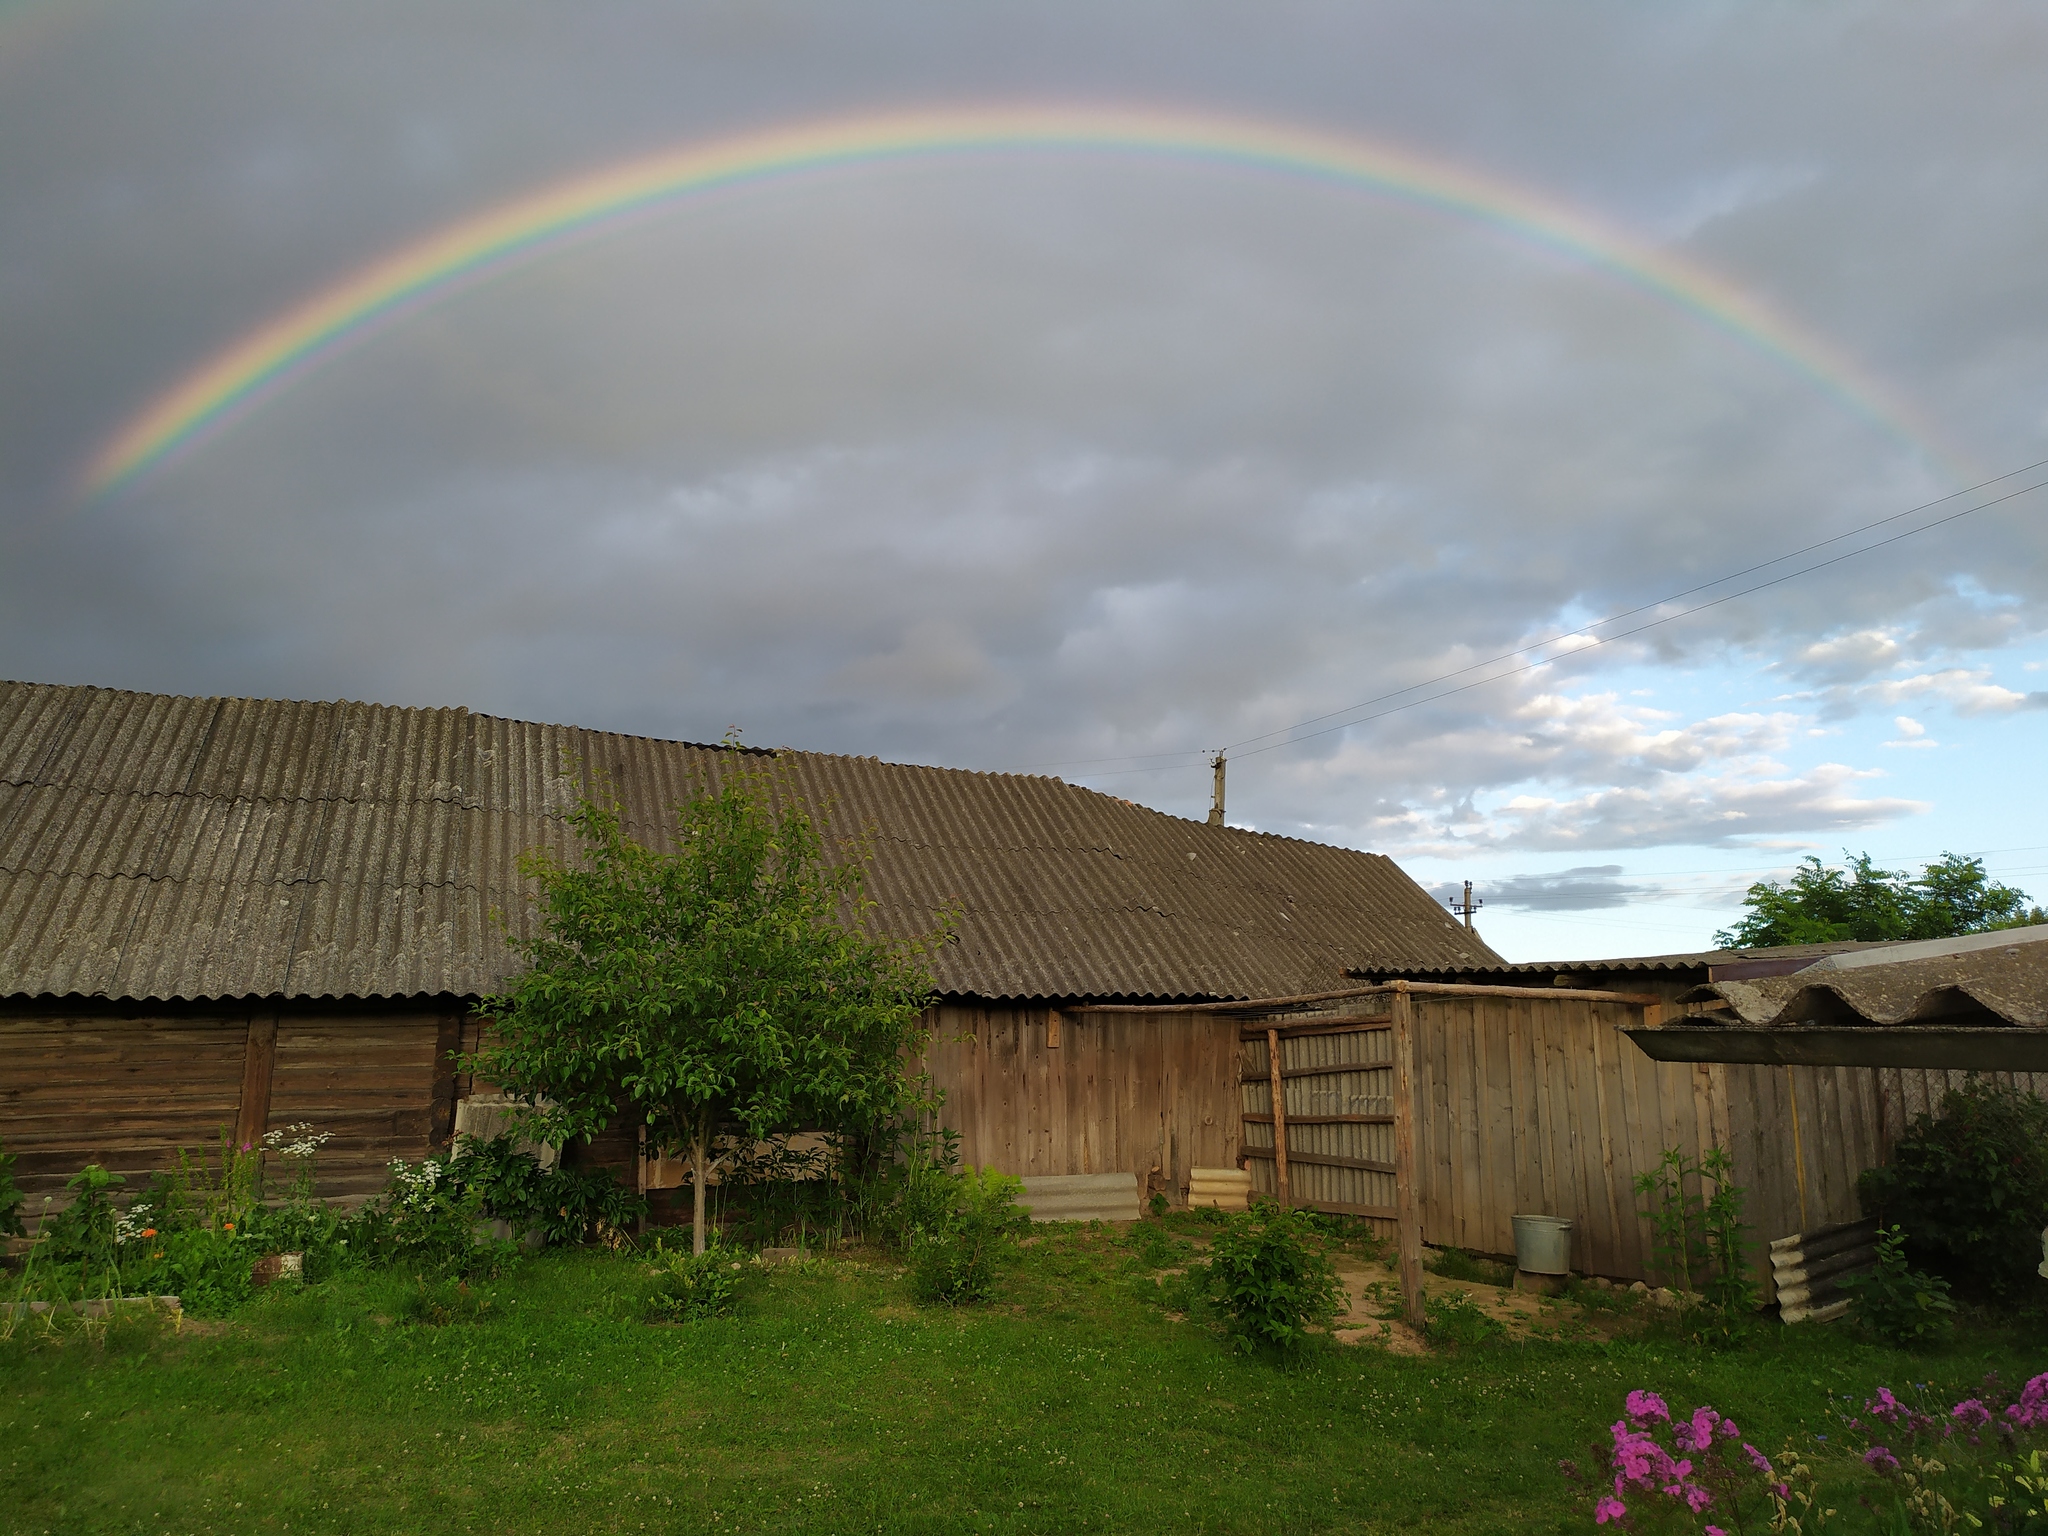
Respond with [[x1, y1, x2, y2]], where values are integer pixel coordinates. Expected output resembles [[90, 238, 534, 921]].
[[1632, 1146, 1754, 1324], [472, 756, 948, 1254], [41, 1164, 127, 1298]]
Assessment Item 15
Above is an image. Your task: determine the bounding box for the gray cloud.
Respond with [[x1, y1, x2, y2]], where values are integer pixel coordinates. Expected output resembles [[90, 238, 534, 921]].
[[1433, 866, 1637, 914], [4, 1, 2047, 888]]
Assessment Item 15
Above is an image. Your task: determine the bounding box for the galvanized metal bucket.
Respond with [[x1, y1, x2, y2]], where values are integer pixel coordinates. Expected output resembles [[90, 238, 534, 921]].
[[1512, 1213, 1573, 1275]]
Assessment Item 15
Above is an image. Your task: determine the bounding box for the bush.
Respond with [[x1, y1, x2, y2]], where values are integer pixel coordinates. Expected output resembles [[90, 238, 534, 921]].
[[347, 1156, 493, 1277], [647, 1239, 746, 1320], [1840, 1223, 1956, 1348], [1859, 1080, 2048, 1301], [123, 1225, 256, 1316], [1200, 1201, 1343, 1354], [908, 1166, 1030, 1306], [532, 1163, 645, 1247]]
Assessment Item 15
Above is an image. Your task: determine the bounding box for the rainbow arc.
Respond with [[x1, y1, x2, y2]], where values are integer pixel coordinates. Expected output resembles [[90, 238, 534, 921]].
[[79, 104, 1964, 497]]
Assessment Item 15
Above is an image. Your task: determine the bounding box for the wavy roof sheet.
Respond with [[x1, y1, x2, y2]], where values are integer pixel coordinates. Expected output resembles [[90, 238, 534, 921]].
[[0, 680, 1498, 1003], [1364, 939, 1882, 980], [1684, 937, 2048, 1029]]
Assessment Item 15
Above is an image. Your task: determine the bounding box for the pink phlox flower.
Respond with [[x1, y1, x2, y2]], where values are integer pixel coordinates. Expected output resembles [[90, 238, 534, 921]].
[[1706, 1527, 1728, 1536], [1656, 1459, 1695, 1498], [1864, 1446, 1900, 1473], [1772, 1483, 1790, 1500], [1867, 1387, 1906, 1424], [1594, 1495, 1627, 1524], [1610, 1424, 1675, 1488], [2007, 1373, 2048, 1429], [1952, 1398, 1992, 1428], [1743, 1444, 1772, 1474], [1676, 1407, 1723, 1452], [1625, 1390, 1671, 1424], [1718, 1418, 1740, 1440], [1683, 1482, 1713, 1514]]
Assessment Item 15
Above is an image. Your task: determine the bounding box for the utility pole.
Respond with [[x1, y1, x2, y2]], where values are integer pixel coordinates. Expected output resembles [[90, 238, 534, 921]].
[[1207, 751, 1226, 827], [1447, 880, 1482, 931]]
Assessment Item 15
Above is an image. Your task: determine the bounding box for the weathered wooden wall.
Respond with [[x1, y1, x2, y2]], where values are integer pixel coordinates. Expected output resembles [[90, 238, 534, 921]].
[[1, 999, 462, 1214], [1232, 991, 1899, 1292], [1411, 994, 1896, 1291], [920, 1002, 1240, 1198]]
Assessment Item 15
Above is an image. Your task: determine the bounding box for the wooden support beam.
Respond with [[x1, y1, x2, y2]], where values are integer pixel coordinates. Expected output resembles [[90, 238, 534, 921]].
[[1239, 1147, 1396, 1175], [1390, 983, 1424, 1329], [1266, 1026, 1290, 1207], [1241, 1113, 1393, 1126], [234, 1013, 278, 1151], [1238, 1018, 1392, 1042], [1623, 1023, 2048, 1071]]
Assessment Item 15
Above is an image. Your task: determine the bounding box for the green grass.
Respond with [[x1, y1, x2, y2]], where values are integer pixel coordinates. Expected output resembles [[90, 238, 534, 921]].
[[2, 1218, 2041, 1535]]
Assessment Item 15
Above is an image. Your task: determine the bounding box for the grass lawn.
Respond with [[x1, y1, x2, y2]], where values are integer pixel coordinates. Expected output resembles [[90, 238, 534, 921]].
[[3, 1216, 2042, 1535]]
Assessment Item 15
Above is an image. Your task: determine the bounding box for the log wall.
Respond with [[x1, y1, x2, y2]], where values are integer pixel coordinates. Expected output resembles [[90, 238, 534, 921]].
[[1, 998, 463, 1215]]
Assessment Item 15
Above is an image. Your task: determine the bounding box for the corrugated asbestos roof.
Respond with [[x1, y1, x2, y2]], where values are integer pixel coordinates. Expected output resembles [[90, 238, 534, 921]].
[[1682, 934, 2048, 1029], [0, 680, 1500, 1003], [1366, 939, 1882, 979]]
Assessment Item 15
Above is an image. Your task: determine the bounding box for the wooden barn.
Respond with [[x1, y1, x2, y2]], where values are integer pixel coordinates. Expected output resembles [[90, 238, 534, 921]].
[[0, 680, 1497, 1220]]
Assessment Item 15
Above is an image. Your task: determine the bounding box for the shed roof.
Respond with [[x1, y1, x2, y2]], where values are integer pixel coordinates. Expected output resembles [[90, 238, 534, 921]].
[[1680, 926, 2048, 1029], [0, 680, 1499, 1003], [1354, 938, 1880, 982]]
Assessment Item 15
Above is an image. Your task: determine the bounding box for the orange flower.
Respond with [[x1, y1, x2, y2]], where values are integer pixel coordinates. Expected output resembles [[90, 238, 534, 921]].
[[223, 1222, 235, 1232], [141, 1228, 157, 1238]]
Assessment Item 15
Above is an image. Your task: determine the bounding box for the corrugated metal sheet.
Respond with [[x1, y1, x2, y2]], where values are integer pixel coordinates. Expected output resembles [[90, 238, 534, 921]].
[[0, 680, 1499, 1003], [1016, 1172, 1141, 1222], [1687, 937, 2048, 1028], [1369, 939, 1879, 980]]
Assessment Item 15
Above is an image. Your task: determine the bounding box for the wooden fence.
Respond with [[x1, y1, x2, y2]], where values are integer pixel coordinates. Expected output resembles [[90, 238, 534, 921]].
[[1234, 982, 1897, 1308]]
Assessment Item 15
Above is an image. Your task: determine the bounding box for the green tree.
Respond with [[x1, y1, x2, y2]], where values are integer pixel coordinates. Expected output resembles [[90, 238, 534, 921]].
[[1714, 851, 2039, 949], [471, 760, 946, 1253]]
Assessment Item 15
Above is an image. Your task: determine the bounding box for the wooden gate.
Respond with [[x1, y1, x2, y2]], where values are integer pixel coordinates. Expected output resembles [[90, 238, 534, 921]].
[[1239, 1002, 1399, 1224]]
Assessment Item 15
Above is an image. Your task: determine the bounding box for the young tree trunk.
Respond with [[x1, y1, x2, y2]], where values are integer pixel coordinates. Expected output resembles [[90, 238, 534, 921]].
[[691, 1122, 709, 1255]]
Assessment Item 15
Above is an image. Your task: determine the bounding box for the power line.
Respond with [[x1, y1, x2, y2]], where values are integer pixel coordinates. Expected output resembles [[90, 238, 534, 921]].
[[1231, 471, 2048, 759], [1007, 456, 2048, 778], [1221, 456, 2048, 758]]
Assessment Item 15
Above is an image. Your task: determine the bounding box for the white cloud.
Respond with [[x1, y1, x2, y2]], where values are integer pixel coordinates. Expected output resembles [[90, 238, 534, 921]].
[[1883, 715, 1937, 749]]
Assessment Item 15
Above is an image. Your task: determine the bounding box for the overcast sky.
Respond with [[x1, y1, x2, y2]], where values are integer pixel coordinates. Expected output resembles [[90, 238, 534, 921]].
[[5, 2, 2047, 961]]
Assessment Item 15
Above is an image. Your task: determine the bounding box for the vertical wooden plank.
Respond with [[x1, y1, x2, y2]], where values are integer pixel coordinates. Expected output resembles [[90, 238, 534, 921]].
[[1430, 997, 1455, 1242], [1481, 993, 1517, 1258], [1503, 998, 1533, 1235], [1560, 1004, 1605, 1275], [1455, 999, 1486, 1252], [1266, 1026, 1290, 1206], [1391, 984, 1424, 1326], [1785, 1066, 1811, 1233], [428, 1010, 461, 1147], [1617, 1013, 1664, 1272], [1586, 1003, 1630, 1278], [1529, 999, 1563, 1220], [235, 1013, 278, 1150]]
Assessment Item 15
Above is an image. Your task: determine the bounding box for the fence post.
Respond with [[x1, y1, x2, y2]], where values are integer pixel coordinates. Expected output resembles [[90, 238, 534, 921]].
[[1391, 983, 1424, 1328], [1266, 1026, 1290, 1206]]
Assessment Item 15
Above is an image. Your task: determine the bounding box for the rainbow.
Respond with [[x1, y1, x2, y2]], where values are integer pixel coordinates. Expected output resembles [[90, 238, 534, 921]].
[[79, 103, 1963, 496]]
